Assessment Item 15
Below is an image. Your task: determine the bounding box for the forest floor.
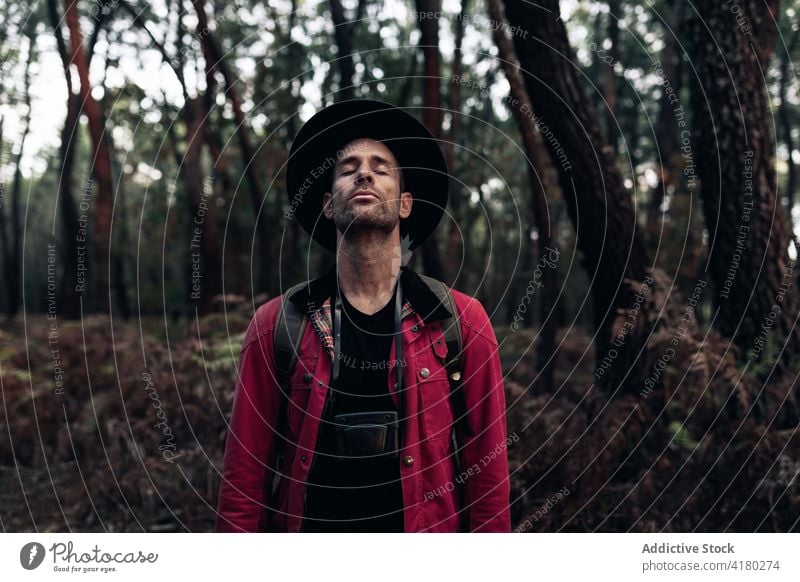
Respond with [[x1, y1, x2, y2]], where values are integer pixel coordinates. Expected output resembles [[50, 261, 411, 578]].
[[1, 310, 797, 532]]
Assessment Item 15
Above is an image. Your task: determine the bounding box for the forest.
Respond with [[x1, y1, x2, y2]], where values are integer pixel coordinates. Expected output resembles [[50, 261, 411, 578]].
[[0, 0, 799, 532]]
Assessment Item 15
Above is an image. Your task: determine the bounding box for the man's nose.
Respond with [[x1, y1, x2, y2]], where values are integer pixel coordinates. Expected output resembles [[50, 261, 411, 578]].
[[355, 166, 374, 184]]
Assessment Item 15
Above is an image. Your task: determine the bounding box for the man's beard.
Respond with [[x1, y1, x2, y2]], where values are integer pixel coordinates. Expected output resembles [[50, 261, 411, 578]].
[[333, 200, 399, 239]]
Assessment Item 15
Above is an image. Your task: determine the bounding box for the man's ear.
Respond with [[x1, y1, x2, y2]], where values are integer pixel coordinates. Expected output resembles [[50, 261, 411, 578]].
[[322, 191, 334, 219], [399, 191, 412, 219]]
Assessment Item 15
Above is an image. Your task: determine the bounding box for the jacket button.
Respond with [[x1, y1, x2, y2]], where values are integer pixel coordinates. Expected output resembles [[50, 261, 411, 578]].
[[411, 325, 419, 332], [403, 455, 414, 467], [419, 367, 430, 378], [303, 373, 312, 384], [300, 455, 307, 462]]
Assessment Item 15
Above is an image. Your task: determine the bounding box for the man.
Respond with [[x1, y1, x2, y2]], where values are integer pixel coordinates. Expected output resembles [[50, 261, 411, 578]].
[[216, 100, 510, 532]]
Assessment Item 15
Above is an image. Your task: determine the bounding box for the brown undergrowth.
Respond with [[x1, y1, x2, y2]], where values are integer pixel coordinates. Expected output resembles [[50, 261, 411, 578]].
[[505, 269, 799, 532], [1, 277, 797, 531]]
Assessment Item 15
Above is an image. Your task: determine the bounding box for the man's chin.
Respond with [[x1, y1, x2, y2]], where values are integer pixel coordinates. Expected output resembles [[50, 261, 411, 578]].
[[335, 215, 397, 239]]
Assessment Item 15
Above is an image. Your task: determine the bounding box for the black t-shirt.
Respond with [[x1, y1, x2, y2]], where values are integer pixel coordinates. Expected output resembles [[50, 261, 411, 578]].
[[303, 287, 404, 532]]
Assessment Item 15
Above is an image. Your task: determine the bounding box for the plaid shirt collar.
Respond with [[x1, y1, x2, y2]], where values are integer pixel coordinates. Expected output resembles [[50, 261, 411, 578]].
[[287, 265, 452, 359]]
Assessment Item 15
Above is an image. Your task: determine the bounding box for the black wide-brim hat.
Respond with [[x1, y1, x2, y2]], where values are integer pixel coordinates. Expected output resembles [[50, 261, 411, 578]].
[[286, 99, 449, 252]]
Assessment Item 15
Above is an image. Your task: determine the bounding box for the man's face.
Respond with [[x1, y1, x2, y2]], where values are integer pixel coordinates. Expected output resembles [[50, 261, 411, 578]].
[[322, 138, 412, 239]]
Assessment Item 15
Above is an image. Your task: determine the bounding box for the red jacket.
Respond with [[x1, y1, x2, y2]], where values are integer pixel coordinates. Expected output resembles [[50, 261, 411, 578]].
[[215, 267, 511, 532]]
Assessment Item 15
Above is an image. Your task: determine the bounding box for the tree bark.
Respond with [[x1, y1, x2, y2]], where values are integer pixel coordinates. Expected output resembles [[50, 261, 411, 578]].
[[63, 0, 115, 313], [604, 0, 621, 150], [778, 28, 799, 222], [190, 0, 270, 295], [397, 49, 419, 108], [47, 0, 99, 318], [329, 0, 357, 101], [488, 0, 560, 393], [687, 0, 800, 368], [166, 2, 218, 312], [3, 33, 34, 317], [415, 0, 444, 280], [443, 0, 469, 284], [96, 39, 131, 321], [502, 0, 651, 359], [0, 116, 9, 316], [118, 0, 223, 311], [184, 97, 222, 312], [646, 0, 685, 244]]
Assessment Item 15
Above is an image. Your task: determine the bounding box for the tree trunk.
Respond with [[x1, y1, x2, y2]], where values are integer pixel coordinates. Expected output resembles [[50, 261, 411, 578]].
[[488, 0, 560, 393], [646, 0, 685, 244], [503, 0, 651, 360], [167, 4, 219, 313], [604, 0, 621, 151], [687, 0, 800, 369], [415, 0, 444, 280], [191, 0, 270, 295], [0, 117, 9, 316], [329, 0, 356, 101], [120, 0, 222, 312], [5, 34, 34, 317], [415, 0, 443, 140], [778, 28, 799, 223], [47, 0, 81, 318], [397, 49, 418, 108], [281, 0, 304, 289], [443, 0, 469, 284], [64, 0, 115, 313]]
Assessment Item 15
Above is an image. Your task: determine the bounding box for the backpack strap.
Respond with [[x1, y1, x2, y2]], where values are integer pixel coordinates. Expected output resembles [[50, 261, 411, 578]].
[[418, 276, 472, 530], [274, 282, 311, 392], [417, 275, 473, 438], [271, 281, 310, 490]]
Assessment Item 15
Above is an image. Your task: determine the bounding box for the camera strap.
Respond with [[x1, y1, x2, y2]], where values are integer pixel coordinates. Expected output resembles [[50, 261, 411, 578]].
[[330, 276, 404, 425]]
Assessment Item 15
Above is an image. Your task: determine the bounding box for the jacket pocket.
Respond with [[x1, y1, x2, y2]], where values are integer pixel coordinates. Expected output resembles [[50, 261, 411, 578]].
[[417, 357, 453, 441], [286, 353, 319, 443]]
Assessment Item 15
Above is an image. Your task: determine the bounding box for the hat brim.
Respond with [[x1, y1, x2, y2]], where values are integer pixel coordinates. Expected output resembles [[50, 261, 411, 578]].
[[286, 100, 449, 252]]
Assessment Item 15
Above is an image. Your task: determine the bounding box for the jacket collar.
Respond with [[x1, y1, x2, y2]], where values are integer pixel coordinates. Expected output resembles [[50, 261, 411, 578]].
[[287, 264, 452, 324]]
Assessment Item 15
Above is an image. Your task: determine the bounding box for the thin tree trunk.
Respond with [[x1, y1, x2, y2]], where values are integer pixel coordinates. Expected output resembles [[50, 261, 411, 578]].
[[47, 0, 83, 318], [0, 116, 9, 316], [64, 0, 115, 313], [120, 0, 222, 312], [488, 0, 560, 392], [604, 0, 621, 150], [415, 0, 444, 280], [647, 0, 685, 244], [416, 0, 443, 139], [503, 0, 651, 362], [5, 34, 34, 316], [588, 12, 604, 115], [778, 28, 799, 222], [170, 3, 219, 312], [190, 0, 270, 295], [329, 0, 356, 101], [444, 0, 469, 283], [397, 49, 418, 108], [287, 0, 304, 287], [97, 38, 131, 321]]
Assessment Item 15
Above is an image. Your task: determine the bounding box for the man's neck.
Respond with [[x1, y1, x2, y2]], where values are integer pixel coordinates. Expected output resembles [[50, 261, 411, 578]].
[[335, 231, 401, 315]]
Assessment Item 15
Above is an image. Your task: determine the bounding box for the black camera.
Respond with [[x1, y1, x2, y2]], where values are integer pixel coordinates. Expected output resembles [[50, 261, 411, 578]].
[[332, 411, 400, 459]]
